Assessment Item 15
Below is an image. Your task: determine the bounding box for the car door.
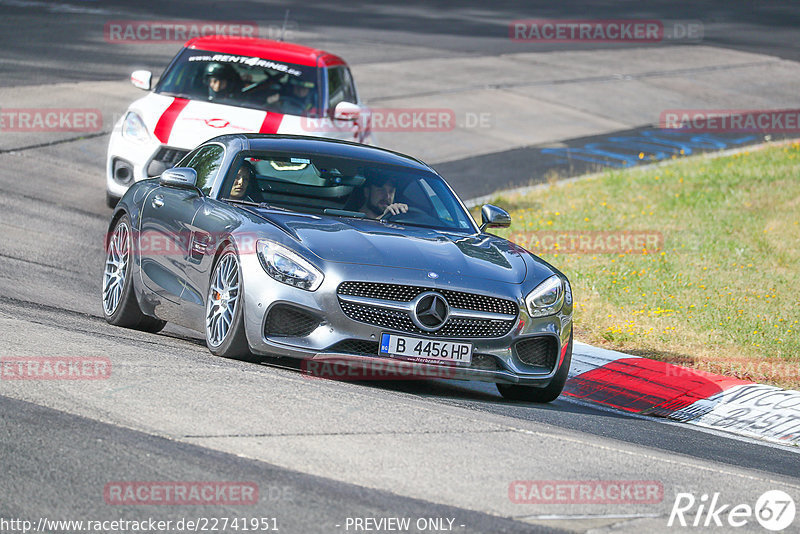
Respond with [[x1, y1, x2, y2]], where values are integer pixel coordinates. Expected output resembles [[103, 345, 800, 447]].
[[180, 197, 245, 332], [139, 144, 225, 324]]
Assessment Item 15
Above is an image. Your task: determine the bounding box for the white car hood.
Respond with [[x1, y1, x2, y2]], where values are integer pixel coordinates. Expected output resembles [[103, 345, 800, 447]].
[[130, 93, 352, 149]]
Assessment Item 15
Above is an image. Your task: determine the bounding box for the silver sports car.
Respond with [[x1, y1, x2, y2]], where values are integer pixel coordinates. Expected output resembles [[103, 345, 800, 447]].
[[102, 134, 573, 402]]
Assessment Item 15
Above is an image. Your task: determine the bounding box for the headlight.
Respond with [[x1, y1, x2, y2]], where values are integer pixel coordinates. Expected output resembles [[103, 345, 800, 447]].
[[525, 275, 565, 317], [257, 240, 323, 291], [122, 112, 150, 142]]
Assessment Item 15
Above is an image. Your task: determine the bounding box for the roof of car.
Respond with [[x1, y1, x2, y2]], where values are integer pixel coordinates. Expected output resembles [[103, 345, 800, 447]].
[[213, 134, 434, 172], [185, 37, 346, 67]]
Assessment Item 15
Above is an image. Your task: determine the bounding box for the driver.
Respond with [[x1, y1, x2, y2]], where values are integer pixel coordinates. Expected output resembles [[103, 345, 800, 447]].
[[204, 63, 239, 102], [279, 78, 315, 114], [228, 161, 257, 201], [358, 175, 408, 219]]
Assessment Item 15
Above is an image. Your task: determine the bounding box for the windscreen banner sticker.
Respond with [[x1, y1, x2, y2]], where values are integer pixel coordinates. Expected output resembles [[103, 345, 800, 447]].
[[188, 54, 302, 76]]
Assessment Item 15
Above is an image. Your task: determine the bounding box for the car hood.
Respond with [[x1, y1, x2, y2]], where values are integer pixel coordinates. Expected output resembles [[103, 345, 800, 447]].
[[132, 93, 289, 148], [254, 211, 528, 284]]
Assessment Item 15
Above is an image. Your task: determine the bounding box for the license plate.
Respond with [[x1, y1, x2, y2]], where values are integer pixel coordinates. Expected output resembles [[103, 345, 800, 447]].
[[379, 333, 472, 366]]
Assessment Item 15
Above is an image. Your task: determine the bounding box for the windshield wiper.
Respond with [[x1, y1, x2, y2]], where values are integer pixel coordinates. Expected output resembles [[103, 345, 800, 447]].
[[323, 208, 365, 218], [223, 199, 260, 207], [223, 199, 290, 211]]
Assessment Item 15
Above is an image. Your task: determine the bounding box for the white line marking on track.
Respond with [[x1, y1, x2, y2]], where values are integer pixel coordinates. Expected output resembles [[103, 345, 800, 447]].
[[517, 513, 662, 520], [508, 422, 800, 489], [0, 0, 117, 15]]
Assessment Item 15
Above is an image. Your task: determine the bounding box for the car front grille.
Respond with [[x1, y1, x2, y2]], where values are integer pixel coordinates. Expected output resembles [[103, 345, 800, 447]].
[[146, 147, 189, 177], [264, 304, 319, 337], [338, 281, 517, 315], [154, 146, 189, 166], [515, 337, 558, 371], [337, 282, 517, 338]]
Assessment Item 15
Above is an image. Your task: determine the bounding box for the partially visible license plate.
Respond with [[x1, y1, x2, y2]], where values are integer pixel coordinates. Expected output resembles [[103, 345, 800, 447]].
[[379, 333, 472, 366]]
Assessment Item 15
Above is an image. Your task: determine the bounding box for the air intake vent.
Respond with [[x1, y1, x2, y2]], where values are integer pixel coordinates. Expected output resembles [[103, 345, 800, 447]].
[[324, 339, 380, 356], [264, 305, 319, 337], [515, 337, 558, 371]]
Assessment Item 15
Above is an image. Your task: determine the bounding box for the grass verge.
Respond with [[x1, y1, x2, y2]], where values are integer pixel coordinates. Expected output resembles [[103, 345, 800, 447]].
[[485, 141, 800, 389]]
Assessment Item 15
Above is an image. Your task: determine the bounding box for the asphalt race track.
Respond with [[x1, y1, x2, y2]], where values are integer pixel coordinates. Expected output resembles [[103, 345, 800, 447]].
[[1, 2, 799, 533]]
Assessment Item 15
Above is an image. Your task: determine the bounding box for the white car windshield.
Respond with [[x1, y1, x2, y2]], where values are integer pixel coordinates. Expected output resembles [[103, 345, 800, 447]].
[[155, 48, 321, 117]]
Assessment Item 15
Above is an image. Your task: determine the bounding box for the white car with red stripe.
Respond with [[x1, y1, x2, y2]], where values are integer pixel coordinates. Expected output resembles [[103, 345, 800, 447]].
[[106, 36, 371, 207]]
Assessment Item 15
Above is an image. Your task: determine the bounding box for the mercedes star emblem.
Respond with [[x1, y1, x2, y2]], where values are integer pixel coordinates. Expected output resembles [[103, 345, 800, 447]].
[[413, 292, 450, 331]]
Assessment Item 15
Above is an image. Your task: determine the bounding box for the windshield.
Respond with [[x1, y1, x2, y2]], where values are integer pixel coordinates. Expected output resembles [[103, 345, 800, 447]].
[[219, 151, 475, 232], [155, 48, 322, 117]]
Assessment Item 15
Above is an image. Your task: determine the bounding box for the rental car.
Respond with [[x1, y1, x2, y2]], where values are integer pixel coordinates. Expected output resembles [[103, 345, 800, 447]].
[[106, 36, 371, 207], [102, 134, 573, 402]]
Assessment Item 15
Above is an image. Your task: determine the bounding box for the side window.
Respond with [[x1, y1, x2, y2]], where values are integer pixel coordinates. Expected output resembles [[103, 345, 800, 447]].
[[327, 66, 356, 111], [342, 67, 357, 103], [183, 144, 225, 195], [176, 147, 200, 168]]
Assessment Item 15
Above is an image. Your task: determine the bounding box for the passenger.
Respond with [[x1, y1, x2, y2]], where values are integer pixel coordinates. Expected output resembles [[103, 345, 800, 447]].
[[280, 78, 316, 114]]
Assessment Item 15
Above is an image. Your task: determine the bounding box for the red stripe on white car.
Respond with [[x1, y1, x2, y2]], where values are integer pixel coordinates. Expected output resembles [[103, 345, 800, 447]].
[[153, 97, 189, 143], [258, 112, 284, 134]]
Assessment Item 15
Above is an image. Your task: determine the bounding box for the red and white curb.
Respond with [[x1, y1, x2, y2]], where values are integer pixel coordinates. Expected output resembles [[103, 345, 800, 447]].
[[565, 342, 800, 447]]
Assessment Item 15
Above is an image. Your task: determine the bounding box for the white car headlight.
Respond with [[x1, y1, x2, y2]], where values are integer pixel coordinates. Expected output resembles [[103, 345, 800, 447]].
[[257, 240, 323, 291], [122, 112, 150, 143], [525, 275, 565, 317]]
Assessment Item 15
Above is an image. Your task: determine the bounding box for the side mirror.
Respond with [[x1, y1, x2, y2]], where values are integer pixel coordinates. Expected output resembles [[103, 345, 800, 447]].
[[159, 167, 198, 190], [333, 101, 360, 121], [480, 204, 511, 232], [130, 70, 152, 91]]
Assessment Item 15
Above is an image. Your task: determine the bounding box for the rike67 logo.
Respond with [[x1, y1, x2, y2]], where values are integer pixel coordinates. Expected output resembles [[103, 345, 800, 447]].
[[669, 490, 796, 531]]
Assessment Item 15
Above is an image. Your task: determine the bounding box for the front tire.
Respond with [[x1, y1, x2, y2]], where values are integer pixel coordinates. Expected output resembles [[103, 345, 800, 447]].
[[102, 214, 166, 333], [205, 246, 257, 362], [497, 331, 573, 403]]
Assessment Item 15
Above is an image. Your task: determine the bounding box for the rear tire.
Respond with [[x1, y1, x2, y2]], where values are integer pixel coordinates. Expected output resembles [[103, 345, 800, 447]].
[[497, 330, 573, 403], [102, 214, 167, 333], [205, 245, 258, 362]]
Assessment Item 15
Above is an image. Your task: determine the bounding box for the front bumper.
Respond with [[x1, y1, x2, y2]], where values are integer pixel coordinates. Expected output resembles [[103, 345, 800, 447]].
[[239, 253, 572, 387], [106, 124, 188, 199]]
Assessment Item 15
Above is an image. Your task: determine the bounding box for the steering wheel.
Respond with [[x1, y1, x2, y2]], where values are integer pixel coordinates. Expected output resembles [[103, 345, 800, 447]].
[[382, 206, 431, 223]]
